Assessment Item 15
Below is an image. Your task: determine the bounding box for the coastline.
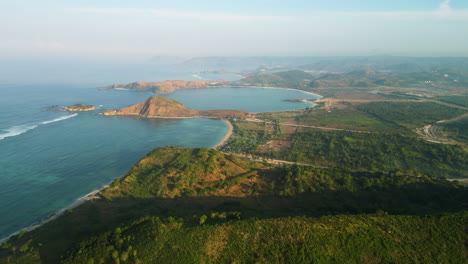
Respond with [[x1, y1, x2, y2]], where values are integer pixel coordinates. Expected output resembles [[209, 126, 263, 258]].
[[0, 185, 106, 245], [106, 84, 323, 99], [225, 85, 323, 98], [1, 85, 320, 245], [213, 119, 234, 149]]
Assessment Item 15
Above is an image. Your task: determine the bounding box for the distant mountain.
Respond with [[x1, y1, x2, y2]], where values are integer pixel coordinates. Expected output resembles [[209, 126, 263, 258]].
[[179, 56, 323, 71], [237, 68, 468, 89], [148, 56, 188, 64], [237, 70, 315, 89], [176, 56, 468, 73]]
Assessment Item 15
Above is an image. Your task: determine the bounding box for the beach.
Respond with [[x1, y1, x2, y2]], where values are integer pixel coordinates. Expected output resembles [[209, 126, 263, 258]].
[[213, 119, 234, 149]]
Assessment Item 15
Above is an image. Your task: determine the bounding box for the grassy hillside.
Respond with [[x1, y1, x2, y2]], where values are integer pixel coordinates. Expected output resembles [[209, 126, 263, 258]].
[[1, 147, 467, 263]]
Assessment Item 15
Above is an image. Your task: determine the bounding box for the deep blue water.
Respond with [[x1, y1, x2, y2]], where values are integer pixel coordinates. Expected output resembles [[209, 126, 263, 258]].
[[0, 82, 318, 239]]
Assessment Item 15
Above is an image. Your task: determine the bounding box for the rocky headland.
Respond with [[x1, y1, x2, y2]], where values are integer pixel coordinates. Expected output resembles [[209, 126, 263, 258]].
[[102, 96, 249, 119], [104, 79, 231, 94]]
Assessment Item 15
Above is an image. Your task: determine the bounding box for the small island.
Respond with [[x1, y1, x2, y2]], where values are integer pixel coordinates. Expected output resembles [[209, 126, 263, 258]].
[[102, 96, 250, 119], [64, 104, 96, 112], [44, 105, 60, 111]]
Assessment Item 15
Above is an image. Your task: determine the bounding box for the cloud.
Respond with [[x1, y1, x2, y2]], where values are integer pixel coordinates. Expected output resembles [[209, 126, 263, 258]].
[[67, 7, 293, 22], [325, 0, 467, 21], [68, 1, 468, 23]]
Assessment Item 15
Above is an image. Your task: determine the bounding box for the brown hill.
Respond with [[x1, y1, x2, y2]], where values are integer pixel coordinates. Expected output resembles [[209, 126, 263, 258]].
[[107, 79, 231, 93], [103, 96, 249, 119]]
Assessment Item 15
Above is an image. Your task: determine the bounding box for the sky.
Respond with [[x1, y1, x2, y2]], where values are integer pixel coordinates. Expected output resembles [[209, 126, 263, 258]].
[[1, 0, 468, 60]]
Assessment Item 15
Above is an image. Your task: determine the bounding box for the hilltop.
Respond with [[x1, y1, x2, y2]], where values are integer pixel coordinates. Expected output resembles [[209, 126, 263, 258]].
[[103, 96, 249, 119]]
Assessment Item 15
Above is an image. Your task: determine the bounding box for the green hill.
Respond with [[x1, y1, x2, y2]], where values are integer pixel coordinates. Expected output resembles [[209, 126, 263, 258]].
[[1, 147, 467, 263]]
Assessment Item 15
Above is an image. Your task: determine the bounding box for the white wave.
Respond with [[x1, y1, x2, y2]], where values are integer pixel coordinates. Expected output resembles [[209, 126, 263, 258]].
[[0, 124, 38, 140], [41, 114, 77, 125], [0, 114, 78, 141], [192, 74, 204, 80]]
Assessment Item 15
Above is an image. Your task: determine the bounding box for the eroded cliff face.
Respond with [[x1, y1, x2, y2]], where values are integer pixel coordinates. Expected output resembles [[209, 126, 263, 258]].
[[107, 80, 231, 93], [103, 96, 249, 119]]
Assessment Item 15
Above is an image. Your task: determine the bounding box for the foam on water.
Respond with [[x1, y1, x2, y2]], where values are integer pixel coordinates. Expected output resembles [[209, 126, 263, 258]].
[[0, 124, 38, 140], [191, 74, 204, 80], [41, 114, 77, 125], [0, 114, 78, 140]]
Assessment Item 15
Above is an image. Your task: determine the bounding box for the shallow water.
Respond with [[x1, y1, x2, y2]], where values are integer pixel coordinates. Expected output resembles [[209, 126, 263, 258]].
[[0, 83, 318, 238]]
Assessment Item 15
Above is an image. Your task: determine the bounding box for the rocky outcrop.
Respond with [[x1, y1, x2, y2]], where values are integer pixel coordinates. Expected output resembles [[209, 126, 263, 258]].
[[64, 104, 95, 112], [106, 80, 231, 93], [102, 96, 249, 119]]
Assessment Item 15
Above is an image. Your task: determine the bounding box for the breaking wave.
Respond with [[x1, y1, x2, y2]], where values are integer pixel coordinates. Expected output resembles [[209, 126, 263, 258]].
[[41, 114, 77, 125], [0, 114, 78, 140]]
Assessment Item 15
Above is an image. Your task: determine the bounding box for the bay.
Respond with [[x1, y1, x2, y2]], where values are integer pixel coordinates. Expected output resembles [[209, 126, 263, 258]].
[[0, 83, 318, 239]]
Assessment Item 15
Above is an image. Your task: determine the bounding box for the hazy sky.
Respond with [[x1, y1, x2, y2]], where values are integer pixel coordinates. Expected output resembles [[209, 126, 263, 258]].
[[1, 0, 468, 60]]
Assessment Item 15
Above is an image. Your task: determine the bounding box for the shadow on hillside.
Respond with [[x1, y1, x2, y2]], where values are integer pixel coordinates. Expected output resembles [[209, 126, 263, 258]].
[[3, 181, 468, 263]]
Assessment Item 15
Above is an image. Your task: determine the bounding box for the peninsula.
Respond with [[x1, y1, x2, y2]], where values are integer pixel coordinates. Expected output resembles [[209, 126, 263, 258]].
[[102, 96, 250, 119], [104, 79, 231, 93]]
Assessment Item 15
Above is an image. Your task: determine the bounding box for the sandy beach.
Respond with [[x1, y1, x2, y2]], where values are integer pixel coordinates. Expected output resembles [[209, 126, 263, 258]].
[[213, 119, 234, 149], [226, 85, 323, 98]]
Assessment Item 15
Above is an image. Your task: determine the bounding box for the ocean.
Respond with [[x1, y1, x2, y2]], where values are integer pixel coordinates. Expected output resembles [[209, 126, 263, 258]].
[[0, 71, 318, 239]]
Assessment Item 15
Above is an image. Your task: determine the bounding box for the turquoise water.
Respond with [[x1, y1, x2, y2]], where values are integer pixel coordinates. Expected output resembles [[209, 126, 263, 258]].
[[166, 87, 318, 113], [0, 84, 318, 239]]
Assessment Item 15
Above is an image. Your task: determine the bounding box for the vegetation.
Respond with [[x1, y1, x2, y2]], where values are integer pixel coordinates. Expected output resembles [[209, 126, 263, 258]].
[[295, 107, 396, 132], [2, 66, 468, 263], [223, 119, 468, 178], [437, 95, 468, 108], [61, 213, 468, 264], [236, 69, 468, 90], [437, 117, 468, 144], [64, 104, 95, 111], [1, 147, 467, 263], [237, 70, 315, 90], [355, 102, 466, 129]]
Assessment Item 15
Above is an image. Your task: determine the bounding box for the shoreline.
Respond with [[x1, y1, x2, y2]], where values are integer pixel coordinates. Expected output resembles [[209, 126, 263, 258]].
[[105, 85, 324, 99], [1, 85, 321, 245], [0, 185, 107, 245], [213, 119, 234, 149], [224, 85, 323, 98]]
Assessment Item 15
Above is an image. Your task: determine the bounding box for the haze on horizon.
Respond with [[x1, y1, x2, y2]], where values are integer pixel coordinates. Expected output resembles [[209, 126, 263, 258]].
[[1, 0, 468, 61]]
